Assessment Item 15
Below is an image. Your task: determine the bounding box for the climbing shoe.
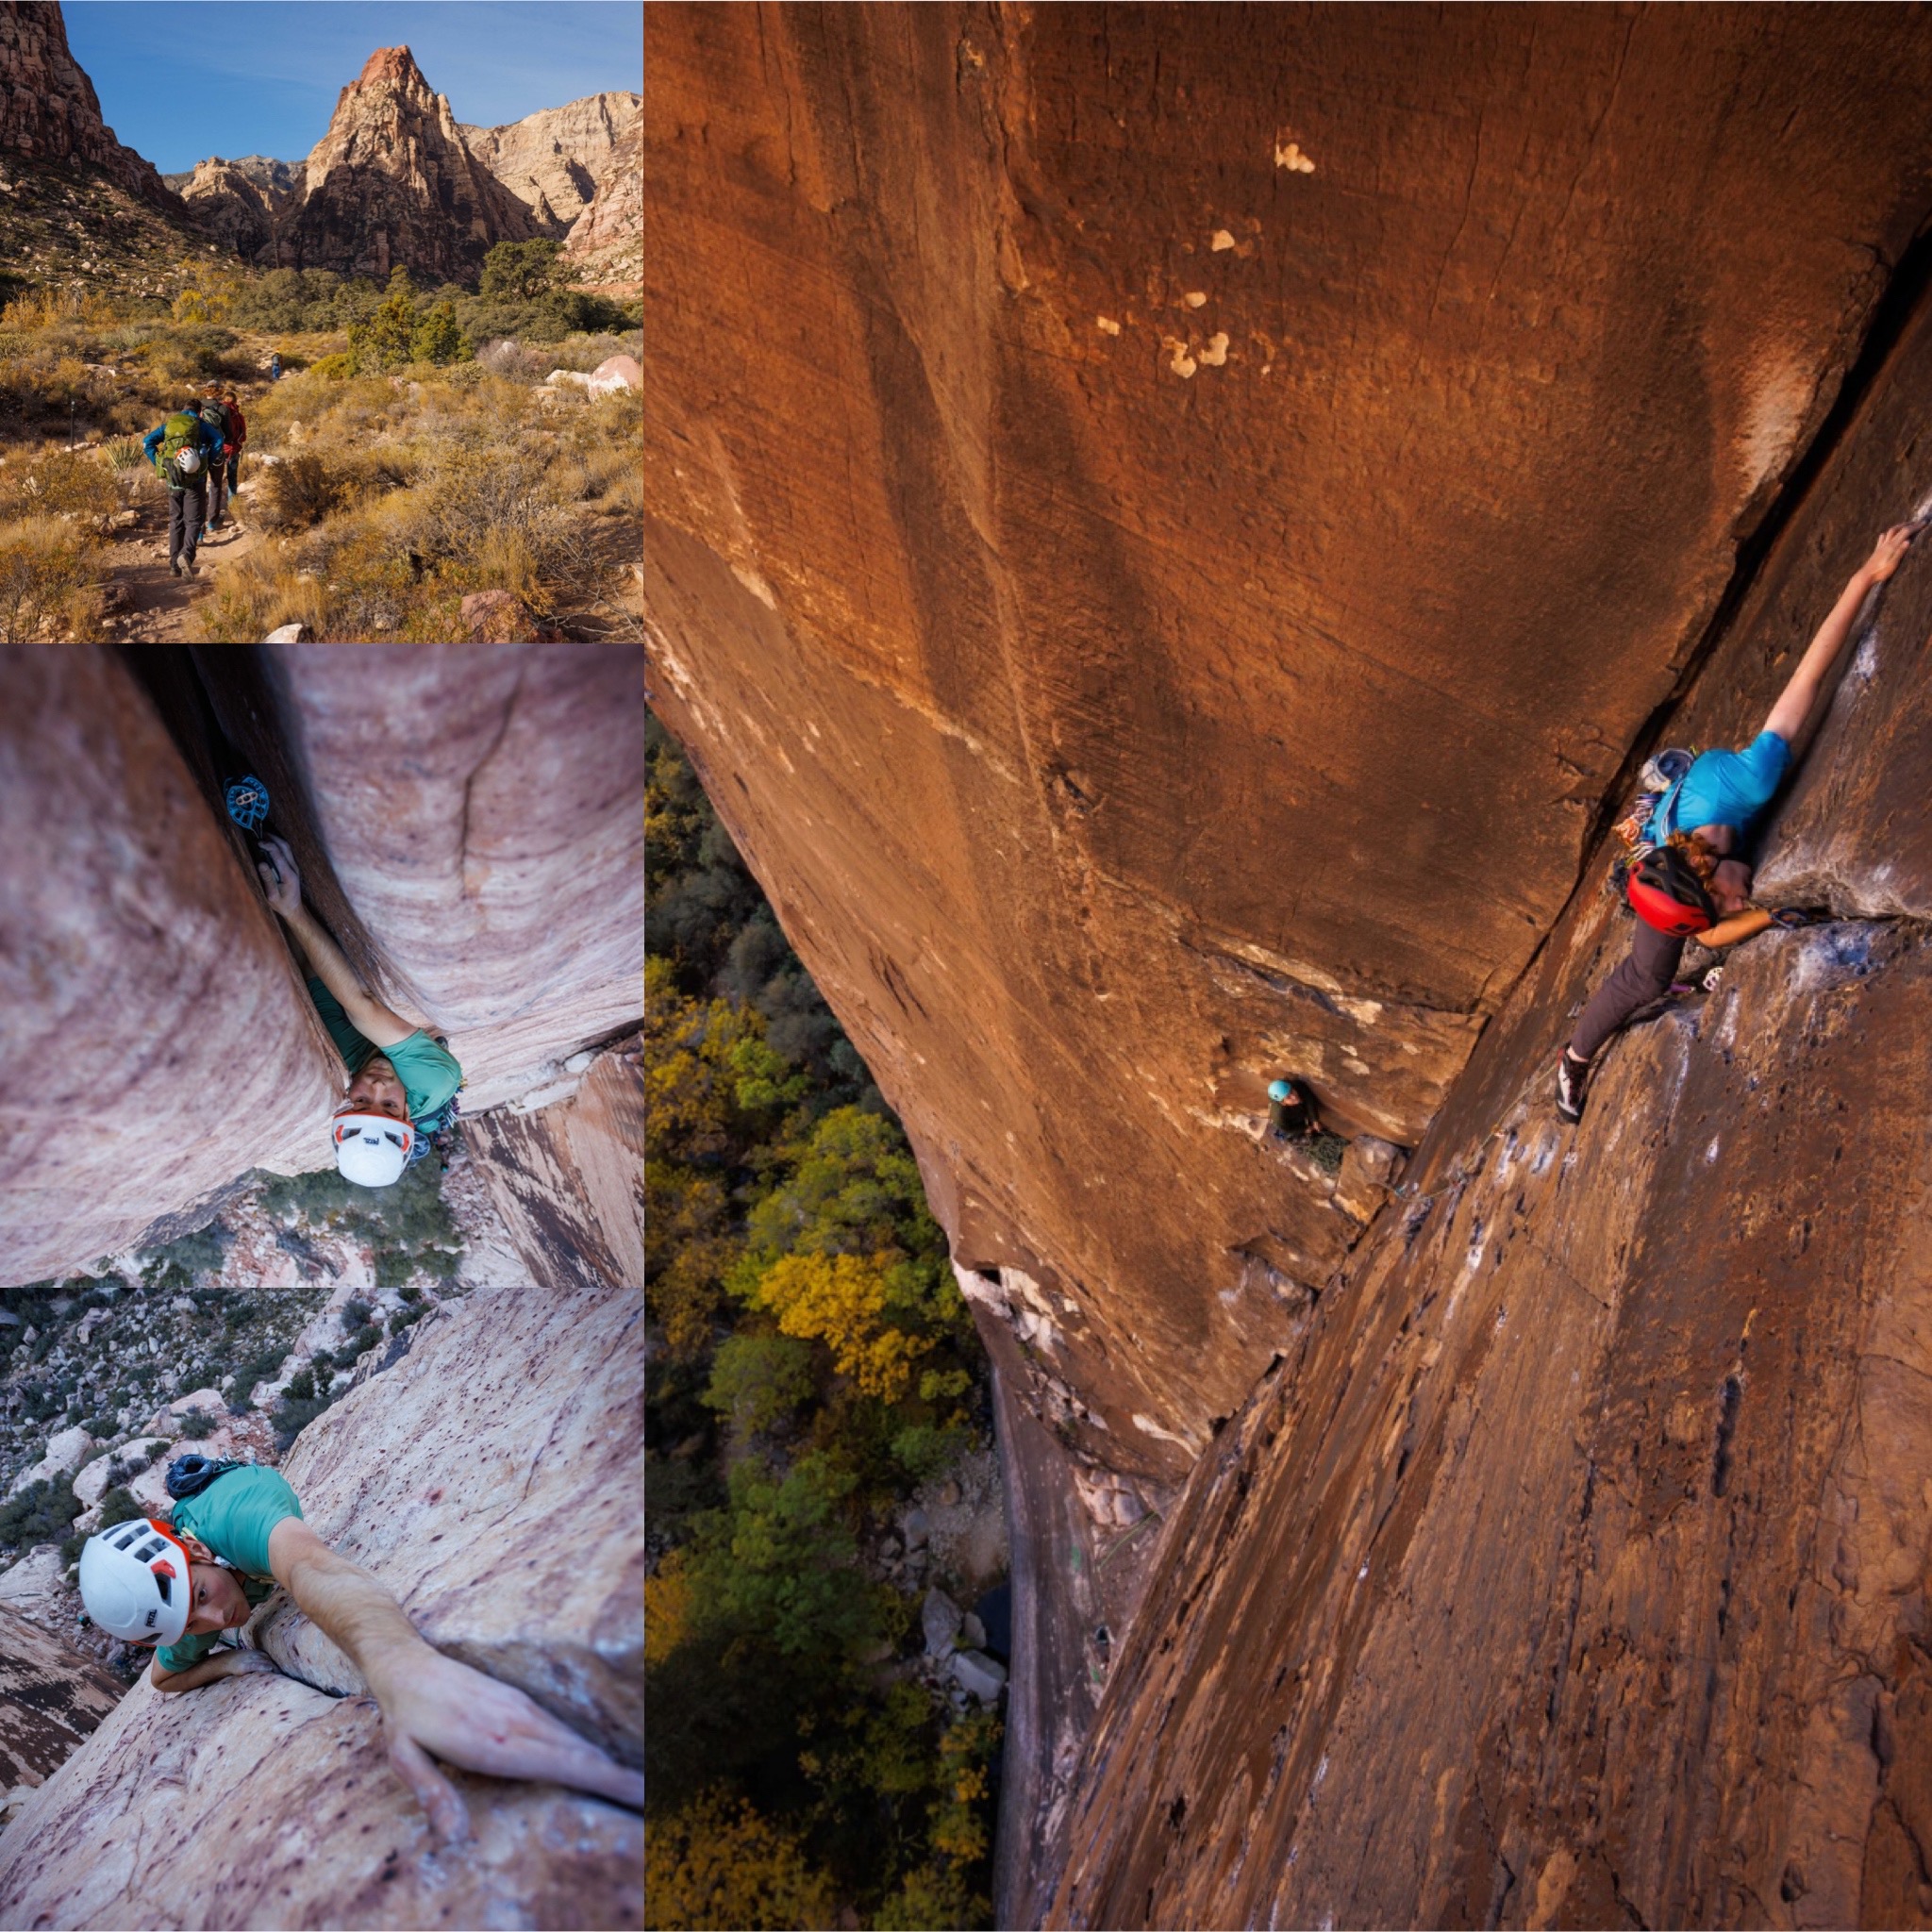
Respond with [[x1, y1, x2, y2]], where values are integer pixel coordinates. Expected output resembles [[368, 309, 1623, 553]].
[[1555, 1049, 1590, 1124], [225, 774, 271, 833]]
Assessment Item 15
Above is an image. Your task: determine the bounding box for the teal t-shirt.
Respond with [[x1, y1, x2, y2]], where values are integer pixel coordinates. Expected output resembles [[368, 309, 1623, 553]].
[[155, 1466, 303, 1674], [307, 976, 462, 1125]]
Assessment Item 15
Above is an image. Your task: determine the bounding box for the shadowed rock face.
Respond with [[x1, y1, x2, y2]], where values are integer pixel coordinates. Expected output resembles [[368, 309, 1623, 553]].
[[643, 4, 1932, 1474], [0, 0, 182, 209], [561, 108, 641, 295], [0, 1274, 642, 1928], [179, 156, 283, 255], [0, 1605, 123, 1790]]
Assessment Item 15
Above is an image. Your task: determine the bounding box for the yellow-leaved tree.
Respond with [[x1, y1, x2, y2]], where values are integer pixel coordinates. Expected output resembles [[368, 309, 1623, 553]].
[[748, 1251, 932, 1401], [644, 1790, 835, 1931]]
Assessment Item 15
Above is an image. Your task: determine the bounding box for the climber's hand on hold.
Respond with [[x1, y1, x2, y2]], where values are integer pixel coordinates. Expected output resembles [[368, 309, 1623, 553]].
[[257, 834, 301, 917], [1863, 523, 1919, 586], [366, 1645, 644, 1848]]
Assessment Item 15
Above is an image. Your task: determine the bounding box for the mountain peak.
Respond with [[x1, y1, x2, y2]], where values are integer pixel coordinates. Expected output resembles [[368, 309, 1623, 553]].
[[355, 44, 427, 90]]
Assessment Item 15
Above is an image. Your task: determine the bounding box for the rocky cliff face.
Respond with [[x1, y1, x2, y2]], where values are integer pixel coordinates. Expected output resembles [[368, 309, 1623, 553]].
[[460, 91, 639, 235], [644, 2, 1932, 1472], [0, 1, 180, 209], [560, 106, 641, 294], [0, 643, 643, 1288], [272, 45, 536, 278], [644, 8, 1932, 1923], [0, 1605, 122, 1816], [177, 155, 284, 256], [0, 1274, 642, 1929]]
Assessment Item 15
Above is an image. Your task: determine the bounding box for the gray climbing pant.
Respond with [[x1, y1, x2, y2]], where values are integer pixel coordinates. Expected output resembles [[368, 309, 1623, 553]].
[[166, 482, 206, 568], [1570, 921, 1685, 1063]]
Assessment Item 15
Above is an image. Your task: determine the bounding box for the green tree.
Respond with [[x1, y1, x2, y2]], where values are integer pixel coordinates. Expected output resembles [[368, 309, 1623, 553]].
[[409, 299, 467, 366], [345, 272, 418, 374], [479, 237, 563, 300]]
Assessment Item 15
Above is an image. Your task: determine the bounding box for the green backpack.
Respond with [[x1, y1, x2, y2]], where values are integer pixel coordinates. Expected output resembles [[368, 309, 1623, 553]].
[[158, 411, 204, 487]]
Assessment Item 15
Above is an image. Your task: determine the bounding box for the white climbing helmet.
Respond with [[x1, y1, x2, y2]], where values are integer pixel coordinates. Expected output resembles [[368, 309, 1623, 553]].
[[174, 445, 201, 475], [331, 1108, 416, 1188], [78, 1517, 192, 1646]]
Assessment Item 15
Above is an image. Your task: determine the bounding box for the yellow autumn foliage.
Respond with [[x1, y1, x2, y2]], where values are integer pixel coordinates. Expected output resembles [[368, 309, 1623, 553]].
[[644, 1549, 694, 1667], [644, 1790, 836, 1931], [749, 1250, 931, 1401]]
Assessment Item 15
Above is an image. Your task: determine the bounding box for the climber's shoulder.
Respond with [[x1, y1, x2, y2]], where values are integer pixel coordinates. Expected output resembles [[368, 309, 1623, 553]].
[[341, 990, 417, 1052]]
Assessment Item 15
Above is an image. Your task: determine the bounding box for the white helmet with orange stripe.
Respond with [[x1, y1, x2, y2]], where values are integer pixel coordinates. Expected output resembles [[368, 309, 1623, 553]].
[[330, 1108, 416, 1188], [77, 1517, 192, 1646]]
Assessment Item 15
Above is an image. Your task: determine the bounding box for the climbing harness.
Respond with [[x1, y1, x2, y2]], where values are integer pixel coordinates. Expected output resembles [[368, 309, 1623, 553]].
[[165, 1455, 248, 1503]]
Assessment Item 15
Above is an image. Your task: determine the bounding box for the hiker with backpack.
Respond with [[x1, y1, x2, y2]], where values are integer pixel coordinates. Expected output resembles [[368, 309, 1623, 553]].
[[253, 831, 464, 1187], [1557, 522, 1920, 1123], [217, 389, 247, 503], [141, 402, 225, 576], [196, 394, 237, 533], [75, 1458, 643, 1845]]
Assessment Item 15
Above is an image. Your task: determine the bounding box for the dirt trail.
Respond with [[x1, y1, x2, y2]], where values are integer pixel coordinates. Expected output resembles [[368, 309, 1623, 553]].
[[108, 482, 266, 642]]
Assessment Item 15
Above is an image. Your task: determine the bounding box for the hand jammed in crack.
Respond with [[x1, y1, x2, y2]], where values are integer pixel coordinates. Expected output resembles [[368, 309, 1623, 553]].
[[145, 1511, 641, 1845], [256, 831, 303, 918]]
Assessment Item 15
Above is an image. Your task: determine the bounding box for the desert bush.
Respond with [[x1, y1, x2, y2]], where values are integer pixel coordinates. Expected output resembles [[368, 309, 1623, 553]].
[[0, 287, 125, 330], [0, 518, 100, 642], [251, 452, 342, 530], [2, 446, 118, 521], [104, 436, 143, 470], [541, 330, 643, 374], [0, 1474, 77, 1550], [177, 1407, 215, 1441]]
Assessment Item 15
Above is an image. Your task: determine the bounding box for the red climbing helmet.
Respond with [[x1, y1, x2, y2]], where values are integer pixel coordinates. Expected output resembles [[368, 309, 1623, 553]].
[[1628, 844, 1716, 937]]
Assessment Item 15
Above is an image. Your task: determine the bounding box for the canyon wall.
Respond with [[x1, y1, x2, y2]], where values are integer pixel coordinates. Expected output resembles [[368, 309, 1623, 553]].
[[0, 1273, 642, 1929], [644, 6, 1932, 1923], [0, 643, 643, 1287], [643, 3, 1932, 1472]]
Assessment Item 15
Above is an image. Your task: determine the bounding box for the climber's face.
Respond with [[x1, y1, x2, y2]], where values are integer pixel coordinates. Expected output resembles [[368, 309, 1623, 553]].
[[184, 1561, 252, 1636], [341, 1055, 408, 1121]]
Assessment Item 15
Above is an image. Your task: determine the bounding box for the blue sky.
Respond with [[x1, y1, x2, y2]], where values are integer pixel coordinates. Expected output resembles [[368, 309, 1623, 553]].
[[66, 2, 642, 175]]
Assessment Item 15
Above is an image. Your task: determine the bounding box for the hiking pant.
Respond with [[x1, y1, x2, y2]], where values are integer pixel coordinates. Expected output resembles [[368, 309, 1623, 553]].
[[1570, 921, 1684, 1062], [226, 450, 241, 492], [207, 460, 228, 528], [167, 481, 206, 567]]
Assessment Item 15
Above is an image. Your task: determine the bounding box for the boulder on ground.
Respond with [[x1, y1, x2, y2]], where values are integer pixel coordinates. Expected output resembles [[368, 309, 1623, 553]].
[[583, 354, 640, 394], [262, 622, 308, 642], [7, 1426, 94, 1498], [0, 1546, 68, 1632], [949, 1649, 1008, 1703], [922, 1586, 962, 1659], [458, 589, 563, 643]]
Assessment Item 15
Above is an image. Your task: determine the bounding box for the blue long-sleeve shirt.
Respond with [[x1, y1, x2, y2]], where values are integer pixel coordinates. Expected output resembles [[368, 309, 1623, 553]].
[[142, 413, 225, 484]]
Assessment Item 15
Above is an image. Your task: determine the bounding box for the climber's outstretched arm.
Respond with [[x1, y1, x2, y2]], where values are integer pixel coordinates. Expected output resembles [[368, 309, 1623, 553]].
[[256, 835, 416, 1051], [1761, 525, 1918, 743], [267, 1518, 644, 1847]]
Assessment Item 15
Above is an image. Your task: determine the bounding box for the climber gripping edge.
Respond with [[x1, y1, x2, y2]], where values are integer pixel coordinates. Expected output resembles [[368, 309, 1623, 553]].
[[254, 833, 464, 1185], [75, 1459, 642, 1842], [1557, 522, 1920, 1124]]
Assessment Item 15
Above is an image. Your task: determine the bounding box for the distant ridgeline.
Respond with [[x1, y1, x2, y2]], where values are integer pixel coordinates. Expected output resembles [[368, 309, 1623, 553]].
[[645, 710, 1005, 1930]]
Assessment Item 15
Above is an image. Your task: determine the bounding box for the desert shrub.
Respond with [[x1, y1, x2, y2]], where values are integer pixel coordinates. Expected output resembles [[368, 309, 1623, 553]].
[[416, 436, 568, 569], [103, 437, 143, 471], [177, 1407, 215, 1441], [541, 330, 642, 374], [1, 447, 118, 521], [230, 1345, 288, 1408], [340, 1300, 372, 1332], [308, 352, 356, 379], [410, 301, 468, 366], [251, 452, 341, 530], [0, 518, 99, 641], [0, 1474, 77, 1550], [0, 287, 125, 330], [284, 1367, 315, 1402]]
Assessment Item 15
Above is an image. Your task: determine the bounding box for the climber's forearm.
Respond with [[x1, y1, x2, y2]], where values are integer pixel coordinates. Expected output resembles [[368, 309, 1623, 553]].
[[282, 905, 364, 1007], [149, 1646, 275, 1692], [1762, 568, 1876, 741], [267, 1517, 428, 1694], [1703, 907, 1774, 949]]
